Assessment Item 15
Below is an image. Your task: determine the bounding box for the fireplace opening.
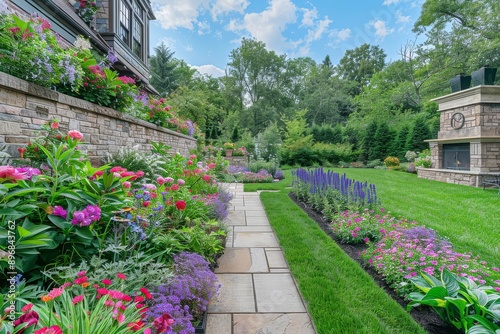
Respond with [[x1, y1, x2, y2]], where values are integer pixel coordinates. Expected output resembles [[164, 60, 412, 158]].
[[442, 143, 470, 170]]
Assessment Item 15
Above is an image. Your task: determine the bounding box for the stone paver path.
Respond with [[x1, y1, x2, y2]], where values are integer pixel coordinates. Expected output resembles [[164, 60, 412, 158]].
[[207, 183, 316, 334]]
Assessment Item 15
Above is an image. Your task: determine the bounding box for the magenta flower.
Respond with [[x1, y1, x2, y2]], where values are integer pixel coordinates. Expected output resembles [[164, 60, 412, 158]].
[[71, 205, 101, 226], [52, 206, 67, 219]]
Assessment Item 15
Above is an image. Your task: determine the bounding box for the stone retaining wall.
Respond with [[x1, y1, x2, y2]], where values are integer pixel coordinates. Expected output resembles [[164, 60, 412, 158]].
[[417, 168, 486, 187], [0, 72, 197, 165]]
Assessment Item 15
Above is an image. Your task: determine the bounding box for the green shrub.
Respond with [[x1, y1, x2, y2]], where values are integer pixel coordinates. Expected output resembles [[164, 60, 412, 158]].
[[366, 159, 383, 168], [384, 156, 400, 168]]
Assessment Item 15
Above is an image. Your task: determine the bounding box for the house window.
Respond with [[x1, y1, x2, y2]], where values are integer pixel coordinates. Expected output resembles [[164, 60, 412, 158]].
[[119, 1, 130, 45], [119, 0, 144, 60]]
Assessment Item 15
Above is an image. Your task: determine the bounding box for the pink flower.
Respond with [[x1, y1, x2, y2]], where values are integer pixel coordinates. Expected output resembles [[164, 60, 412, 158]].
[[135, 171, 145, 178], [123, 181, 131, 189], [102, 278, 112, 285], [0, 166, 27, 181], [50, 122, 59, 129], [189, 154, 196, 160], [493, 267, 499, 272], [116, 273, 126, 280], [177, 179, 185, 185], [157, 176, 165, 185], [202, 174, 211, 181], [72, 295, 84, 305], [68, 130, 83, 141], [153, 314, 175, 333], [77, 271, 86, 277], [142, 201, 151, 208], [208, 163, 216, 169], [140, 287, 153, 300], [21, 303, 34, 312], [52, 206, 67, 219], [34, 326, 62, 334], [171, 184, 180, 191]]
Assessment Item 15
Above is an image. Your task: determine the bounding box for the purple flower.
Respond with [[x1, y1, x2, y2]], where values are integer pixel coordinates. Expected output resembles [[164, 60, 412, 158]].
[[186, 120, 195, 137], [107, 49, 118, 64], [71, 204, 101, 226], [16, 167, 41, 180], [53, 206, 67, 219]]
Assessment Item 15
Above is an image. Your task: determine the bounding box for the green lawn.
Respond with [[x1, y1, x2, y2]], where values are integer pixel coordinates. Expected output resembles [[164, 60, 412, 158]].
[[244, 167, 500, 333]]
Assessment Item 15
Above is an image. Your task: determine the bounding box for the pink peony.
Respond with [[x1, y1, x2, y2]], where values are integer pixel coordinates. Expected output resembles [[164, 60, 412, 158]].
[[0, 166, 26, 181], [34, 326, 62, 334], [153, 314, 175, 333]]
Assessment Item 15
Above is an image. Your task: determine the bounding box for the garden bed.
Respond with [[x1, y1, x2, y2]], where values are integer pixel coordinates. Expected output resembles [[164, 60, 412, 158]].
[[289, 192, 460, 334]]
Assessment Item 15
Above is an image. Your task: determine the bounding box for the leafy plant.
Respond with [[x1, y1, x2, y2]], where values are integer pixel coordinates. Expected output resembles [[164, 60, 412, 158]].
[[407, 270, 500, 333]]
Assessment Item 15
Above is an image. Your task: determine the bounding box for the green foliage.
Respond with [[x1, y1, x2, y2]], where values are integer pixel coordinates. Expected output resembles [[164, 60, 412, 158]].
[[370, 122, 393, 161], [106, 148, 166, 184], [408, 116, 432, 152], [359, 121, 378, 162], [149, 43, 180, 96], [393, 125, 411, 160], [254, 122, 282, 162], [337, 43, 386, 95], [414, 149, 432, 168], [408, 270, 500, 333]]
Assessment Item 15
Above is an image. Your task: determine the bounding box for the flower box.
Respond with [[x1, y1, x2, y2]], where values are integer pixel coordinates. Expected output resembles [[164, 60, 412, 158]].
[[194, 311, 208, 333]]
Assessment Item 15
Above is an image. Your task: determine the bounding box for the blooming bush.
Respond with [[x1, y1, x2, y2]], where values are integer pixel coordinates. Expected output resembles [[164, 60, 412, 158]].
[[414, 149, 432, 168], [5, 273, 174, 334], [330, 208, 417, 244], [383, 156, 400, 168], [361, 225, 500, 296], [146, 252, 219, 334], [0, 11, 199, 136]]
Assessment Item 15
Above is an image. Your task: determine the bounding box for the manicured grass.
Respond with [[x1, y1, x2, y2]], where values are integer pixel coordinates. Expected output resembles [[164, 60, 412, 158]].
[[336, 168, 500, 267], [260, 191, 426, 334]]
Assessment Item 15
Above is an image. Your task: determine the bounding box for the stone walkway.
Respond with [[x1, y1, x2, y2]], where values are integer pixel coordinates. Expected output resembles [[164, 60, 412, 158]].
[[206, 183, 316, 334]]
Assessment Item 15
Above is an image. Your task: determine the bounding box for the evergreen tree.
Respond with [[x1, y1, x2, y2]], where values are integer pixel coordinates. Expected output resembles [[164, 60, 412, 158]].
[[360, 121, 379, 162], [331, 124, 344, 144], [370, 122, 392, 160], [408, 117, 432, 152], [149, 43, 179, 96], [393, 125, 410, 160], [231, 127, 240, 143]]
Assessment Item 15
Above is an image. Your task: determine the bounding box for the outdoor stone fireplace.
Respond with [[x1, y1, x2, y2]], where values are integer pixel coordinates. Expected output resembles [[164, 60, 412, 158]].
[[417, 86, 500, 187]]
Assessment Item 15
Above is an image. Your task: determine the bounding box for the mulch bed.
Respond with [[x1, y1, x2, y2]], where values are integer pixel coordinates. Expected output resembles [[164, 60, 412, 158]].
[[288, 193, 460, 334]]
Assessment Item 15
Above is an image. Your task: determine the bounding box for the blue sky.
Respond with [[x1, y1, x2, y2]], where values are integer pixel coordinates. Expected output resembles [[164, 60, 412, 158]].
[[149, 0, 425, 77]]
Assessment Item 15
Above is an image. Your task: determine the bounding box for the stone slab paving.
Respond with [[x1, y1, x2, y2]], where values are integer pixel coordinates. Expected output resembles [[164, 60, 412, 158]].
[[207, 183, 316, 334]]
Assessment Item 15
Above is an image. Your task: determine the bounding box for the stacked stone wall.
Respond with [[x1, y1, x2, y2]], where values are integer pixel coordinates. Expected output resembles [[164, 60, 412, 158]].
[[0, 72, 196, 165]]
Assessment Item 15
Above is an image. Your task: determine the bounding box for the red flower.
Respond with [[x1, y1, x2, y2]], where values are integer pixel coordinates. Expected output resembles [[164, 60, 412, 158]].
[[153, 314, 174, 333], [134, 295, 145, 303], [187, 160, 193, 165], [51, 122, 59, 129], [127, 320, 145, 330], [140, 287, 153, 299], [175, 200, 187, 211], [202, 174, 211, 182], [102, 278, 112, 285], [142, 201, 151, 208], [34, 326, 63, 334], [171, 184, 180, 191], [117, 273, 126, 280]]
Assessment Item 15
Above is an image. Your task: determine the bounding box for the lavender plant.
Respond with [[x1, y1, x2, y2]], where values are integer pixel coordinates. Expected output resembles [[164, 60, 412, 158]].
[[292, 168, 380, 213], [146, 252, 219, 334]]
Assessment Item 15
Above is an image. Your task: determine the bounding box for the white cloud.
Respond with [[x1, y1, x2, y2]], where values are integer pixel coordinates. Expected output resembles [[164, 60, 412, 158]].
[[151, 0, 209, 30], [372, 20, 394, 38], [197, 20, 211, 35], [301, 7, 318, 27], [383, 0, 401, 5], [192, 64, 225, 77], [210, 0, 249, 20], [231, 0, 297, 52], [395, 10, 410, 23], [329, 28, 351, 42], [185, 44, 194, 52], [297, 17, 332, 55]]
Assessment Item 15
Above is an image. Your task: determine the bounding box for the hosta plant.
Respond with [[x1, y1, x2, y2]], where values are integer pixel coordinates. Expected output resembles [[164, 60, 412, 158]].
[[407, 270, 500, 333]]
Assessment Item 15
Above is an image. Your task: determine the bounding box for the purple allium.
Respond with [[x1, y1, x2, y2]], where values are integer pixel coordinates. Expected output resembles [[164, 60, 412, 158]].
[[52, 206, 67, 219]]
